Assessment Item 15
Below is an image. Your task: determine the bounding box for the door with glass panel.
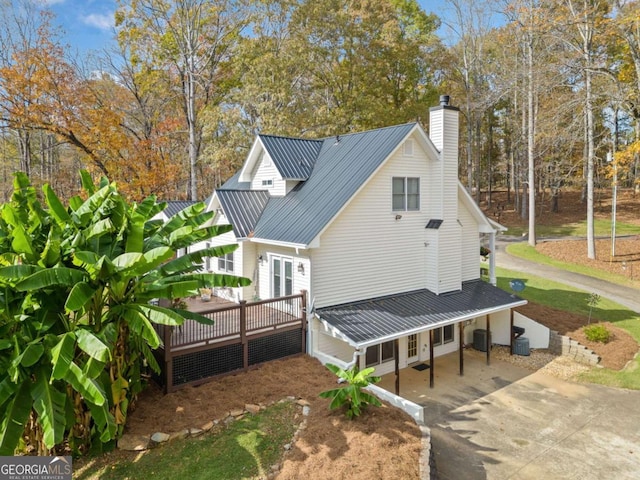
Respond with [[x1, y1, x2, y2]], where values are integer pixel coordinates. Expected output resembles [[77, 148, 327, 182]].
[[407, 333, 419, 364], [272, 256, 293, 310]]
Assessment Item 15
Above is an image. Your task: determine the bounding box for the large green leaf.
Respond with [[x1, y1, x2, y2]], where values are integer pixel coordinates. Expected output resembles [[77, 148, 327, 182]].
[[76, 329, 111, 363], [112, 252, 145, 271], [43, 184, 72, 226], [125, 213, 145, 254], [31, 367, 67, 449], [138, 304, 186, 326], [0, 378, 18, 409], [0, 265, 39, 283], [63, 361, 106, 406], [86, 396, 116, 443], [19, 342, 44, 367], [119, 307, 160, 348], [72, 184, 112, 225], [65, 282, 97, 312], [141, 280, 200, 300], [51, 333, 76, 381], [40, 225, 62, 267], [16, 267, 86, 291], [85, 218, 115, 240], [0, 380, 31, 455]]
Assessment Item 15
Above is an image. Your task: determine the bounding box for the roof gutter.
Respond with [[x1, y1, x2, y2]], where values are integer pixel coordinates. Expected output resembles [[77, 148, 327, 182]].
[[248, 236, 309, 250]]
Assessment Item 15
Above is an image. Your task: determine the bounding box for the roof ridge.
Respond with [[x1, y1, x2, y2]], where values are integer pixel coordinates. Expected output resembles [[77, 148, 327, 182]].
[[258, 133, 324, 142], [318, 122, 419, 141]]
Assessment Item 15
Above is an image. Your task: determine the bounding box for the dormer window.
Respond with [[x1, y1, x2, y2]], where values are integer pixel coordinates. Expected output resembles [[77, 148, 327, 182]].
[[262, 179, 273, 187], [392, 177, 420, 211]]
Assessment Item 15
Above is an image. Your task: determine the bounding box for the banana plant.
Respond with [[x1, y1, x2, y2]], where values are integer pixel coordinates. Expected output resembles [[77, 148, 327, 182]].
[[319, 363, 382, 419], [0, 172, 250, 455]]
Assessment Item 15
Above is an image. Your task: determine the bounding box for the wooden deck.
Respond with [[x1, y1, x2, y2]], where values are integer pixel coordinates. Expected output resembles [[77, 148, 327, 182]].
[[166, 295, 304, 351]]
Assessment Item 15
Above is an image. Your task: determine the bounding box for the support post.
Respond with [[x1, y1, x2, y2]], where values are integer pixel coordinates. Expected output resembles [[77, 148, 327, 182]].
[[459, 322, 464, 376], [240, 300, 248, 370], [510, 310, 515, 355], [429, 330, 435, 388], [301, 290, 308, 353], [163, 325, 173, 393], [486, 316, 491, 366], [394, 338, 400, 395]]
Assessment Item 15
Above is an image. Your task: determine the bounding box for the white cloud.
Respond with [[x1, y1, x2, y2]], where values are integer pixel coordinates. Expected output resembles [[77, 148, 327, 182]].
[[81, 12, 114, 31]]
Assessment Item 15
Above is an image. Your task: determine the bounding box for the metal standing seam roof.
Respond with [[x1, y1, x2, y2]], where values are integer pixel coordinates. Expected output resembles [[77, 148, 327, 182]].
[[162, 201, 196, 218], [315, 280, 527, 348], [252, 123, 417, 245], [216, 189, 270, 238], [259, 135, 323, 180]]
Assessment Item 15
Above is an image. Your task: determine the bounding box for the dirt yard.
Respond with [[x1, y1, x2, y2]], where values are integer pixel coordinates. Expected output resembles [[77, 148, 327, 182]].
[[85, 188, 639, 480]]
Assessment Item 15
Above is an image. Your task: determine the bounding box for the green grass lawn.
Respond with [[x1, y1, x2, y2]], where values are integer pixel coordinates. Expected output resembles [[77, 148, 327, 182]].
[[75, 400, 299, 480], [497, 266, 640, 389], [504, 218, 640, 238]]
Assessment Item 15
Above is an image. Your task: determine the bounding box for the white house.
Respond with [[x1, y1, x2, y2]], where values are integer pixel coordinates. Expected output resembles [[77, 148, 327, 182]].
[[201, 96, 528, 384]]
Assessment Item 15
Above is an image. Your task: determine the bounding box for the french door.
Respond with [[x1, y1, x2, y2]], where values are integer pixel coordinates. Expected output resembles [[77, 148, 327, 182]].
[[272, 256, 293, 298]]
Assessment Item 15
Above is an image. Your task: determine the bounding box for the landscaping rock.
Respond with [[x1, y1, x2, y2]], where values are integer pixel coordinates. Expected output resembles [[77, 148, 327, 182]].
[[118, 434, 150, 451], [169, 429, 190, 441], [189, 428, 204, 437], [230, 408, 244, 417], [245, 403, 261, 414], [296, 399, 310, 407], [302, 406, 311, 417], [201, 421, 214, 432], [150, 432, 170, 444]]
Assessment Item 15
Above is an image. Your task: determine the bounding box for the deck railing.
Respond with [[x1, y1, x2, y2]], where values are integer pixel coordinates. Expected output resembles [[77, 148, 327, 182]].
[[155, 291, 307, 392]]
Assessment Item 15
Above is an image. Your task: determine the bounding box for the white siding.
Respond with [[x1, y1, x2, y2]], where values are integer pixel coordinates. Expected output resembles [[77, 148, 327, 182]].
[[312, 136, 435, 308], [459, 202, 481, 281], [206, 214, 249, 301], [250, 153, 286, 196], [315, 330, 354, 363], [254, 244, 310, 301]]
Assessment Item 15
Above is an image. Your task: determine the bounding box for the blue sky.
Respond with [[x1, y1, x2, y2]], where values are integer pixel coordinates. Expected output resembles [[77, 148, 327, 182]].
[[42, 0, 450, 56]]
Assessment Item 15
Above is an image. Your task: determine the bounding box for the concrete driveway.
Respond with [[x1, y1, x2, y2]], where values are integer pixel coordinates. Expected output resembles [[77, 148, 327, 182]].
[[428, 369, 640, 479]]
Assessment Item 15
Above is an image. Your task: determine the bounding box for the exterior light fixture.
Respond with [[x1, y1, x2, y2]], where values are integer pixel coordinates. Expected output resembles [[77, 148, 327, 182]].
[[298, 262, 305, 274], [395, 214, 403, 220]]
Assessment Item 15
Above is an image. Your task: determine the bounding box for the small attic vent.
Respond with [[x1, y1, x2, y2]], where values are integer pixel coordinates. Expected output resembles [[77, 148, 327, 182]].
[[425, 219, 443, 229], [404, 139, 414, 156]]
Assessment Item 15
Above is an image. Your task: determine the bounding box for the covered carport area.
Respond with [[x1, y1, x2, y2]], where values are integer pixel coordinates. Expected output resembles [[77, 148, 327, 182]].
[[314, 280, 527, 393]]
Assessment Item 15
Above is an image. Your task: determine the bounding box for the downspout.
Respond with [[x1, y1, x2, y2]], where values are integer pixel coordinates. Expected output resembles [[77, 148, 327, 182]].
[[345, 348, 367, 370]]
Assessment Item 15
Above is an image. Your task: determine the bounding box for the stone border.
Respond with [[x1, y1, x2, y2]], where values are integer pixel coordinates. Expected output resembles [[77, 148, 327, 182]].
[[548, 330, 601, 366], [117, 396, 311, 474]]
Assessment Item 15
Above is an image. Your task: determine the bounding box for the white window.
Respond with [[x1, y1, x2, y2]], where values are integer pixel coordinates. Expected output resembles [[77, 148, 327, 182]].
[[404, 139, 414, 156], [261, 179, 273, 187], [272, 256, 293, 298], [218, 252, 234, 273], [392, 177, 420, 211], [432, 325, 454, 346], [365, 340, 396, 367]]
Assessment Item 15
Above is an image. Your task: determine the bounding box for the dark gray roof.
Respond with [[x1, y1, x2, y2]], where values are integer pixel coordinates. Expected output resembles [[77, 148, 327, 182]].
[[259, 135, 323, 180], [217, 189, 270, 238], [252, 123, 416, 245], [220, 171, 250, 190], [162, 201, 196, 218], [316, 281, 527, 348]]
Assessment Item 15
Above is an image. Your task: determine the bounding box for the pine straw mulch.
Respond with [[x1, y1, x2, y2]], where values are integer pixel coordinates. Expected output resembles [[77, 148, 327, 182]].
[[108, 355, 422, 480], [516, 302, 639, 370]]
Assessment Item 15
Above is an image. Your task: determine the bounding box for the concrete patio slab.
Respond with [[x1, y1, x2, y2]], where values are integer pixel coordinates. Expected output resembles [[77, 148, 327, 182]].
[[379, 351, 640, 479]]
